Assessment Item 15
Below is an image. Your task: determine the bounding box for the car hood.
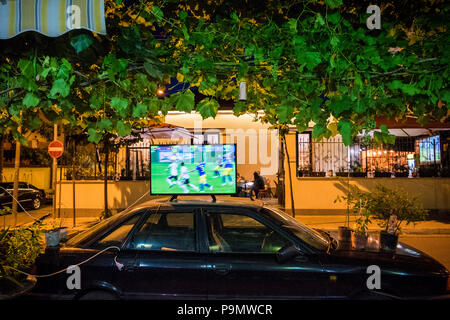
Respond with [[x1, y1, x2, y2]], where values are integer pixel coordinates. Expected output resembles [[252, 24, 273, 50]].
[[325, 236, 449, 276]]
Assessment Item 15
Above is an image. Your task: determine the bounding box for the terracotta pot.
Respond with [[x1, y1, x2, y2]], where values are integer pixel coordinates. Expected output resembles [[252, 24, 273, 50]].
[[352, 233, 368, 250]]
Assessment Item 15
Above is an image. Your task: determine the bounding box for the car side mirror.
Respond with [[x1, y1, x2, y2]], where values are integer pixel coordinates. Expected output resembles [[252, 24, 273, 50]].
[[276, 244, 301, 263]]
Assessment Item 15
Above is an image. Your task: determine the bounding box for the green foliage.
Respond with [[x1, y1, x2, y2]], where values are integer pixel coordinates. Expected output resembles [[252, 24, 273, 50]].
[[0, 0, 447, 145], [0, 224, 44, 285], [335, 182, 372, 235], [366, 185, 428, 234]]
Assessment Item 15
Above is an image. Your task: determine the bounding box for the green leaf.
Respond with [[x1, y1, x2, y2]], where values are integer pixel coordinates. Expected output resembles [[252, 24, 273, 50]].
[[116, 121, 131, 137], [49, 79, 70, 98], [312, 124, 328, 139], [87, 128, 102, 144], [18, 59, 33, 78], [338, 120, 352, 146], [296, 51, 321, 71], [327, 12, 341, 24], [144, 62, 163, 80], [316, 13, 325, 26], [132, 102, 148, 118], [175, 90, 195, 112], [197, 98, 219, 119], [97, 118, 112, 131], [179, 11, 188, 21], [325, 0, 343, 9], [276, 101, 294, 123], [441, 90, 450, 103], [27, 117, 42, 130], [70, 34, 93, 54], [286, 19, 297, 34], [110, 97, 129, 117], [89, 94, 102, 110], [233, 101, 247, 114], [23, 93, 40, 108], [328, 96, 352, 115], [152, 6, 164, 21]]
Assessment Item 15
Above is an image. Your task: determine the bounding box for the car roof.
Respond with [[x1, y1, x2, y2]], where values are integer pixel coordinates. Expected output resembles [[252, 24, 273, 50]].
[[132, 196, 266, 212]]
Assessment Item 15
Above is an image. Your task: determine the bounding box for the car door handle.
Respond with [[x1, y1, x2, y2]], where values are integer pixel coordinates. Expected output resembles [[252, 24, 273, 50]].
[[214, 264, 231, 276]]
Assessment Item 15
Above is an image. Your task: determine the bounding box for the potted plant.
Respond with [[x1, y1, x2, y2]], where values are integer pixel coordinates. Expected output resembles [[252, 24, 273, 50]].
[[351, 201, 371, 250], [0, 222, 44, 299], [336, 166, 349, 177], [374, 169, 391, 178], [41, 222, 68, 247], [336, 183, 372, 249], [365, 185, 428, 251], [349, 161, 366, 177], [335, 181, 366, 243]]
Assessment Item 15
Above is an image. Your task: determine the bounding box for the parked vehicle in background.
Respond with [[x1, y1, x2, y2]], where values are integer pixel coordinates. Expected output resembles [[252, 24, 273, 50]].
[[0, 182, 46, 210]]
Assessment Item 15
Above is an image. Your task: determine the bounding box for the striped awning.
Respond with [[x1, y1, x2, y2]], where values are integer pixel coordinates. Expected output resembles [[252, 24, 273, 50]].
[[0, 0, 106, 39]]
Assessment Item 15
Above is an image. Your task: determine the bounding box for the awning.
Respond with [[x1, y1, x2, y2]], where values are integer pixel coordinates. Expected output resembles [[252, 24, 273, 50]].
[[0, 0, 106, 39]]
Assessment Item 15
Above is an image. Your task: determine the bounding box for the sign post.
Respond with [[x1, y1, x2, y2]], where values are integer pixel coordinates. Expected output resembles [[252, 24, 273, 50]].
[[48, 138, 64, 218]]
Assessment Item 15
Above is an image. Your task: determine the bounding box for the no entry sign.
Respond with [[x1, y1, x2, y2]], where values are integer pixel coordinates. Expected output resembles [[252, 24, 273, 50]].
[[48, 140, 64, 158]]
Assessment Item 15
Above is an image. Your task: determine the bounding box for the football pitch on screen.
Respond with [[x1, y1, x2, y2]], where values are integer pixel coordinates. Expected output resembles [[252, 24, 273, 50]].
[[151, 162, 236, 194]]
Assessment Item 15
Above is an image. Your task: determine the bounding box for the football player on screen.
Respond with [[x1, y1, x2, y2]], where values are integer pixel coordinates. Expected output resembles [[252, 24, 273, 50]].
[[179, 162, 199, 193], [195, 162, 213, 192], [166, 155, 179, 188], [221, 154, 234, 186]]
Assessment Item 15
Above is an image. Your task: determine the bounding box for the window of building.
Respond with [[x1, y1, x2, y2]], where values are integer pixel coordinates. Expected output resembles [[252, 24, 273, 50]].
[[295, 132, 438, 177]]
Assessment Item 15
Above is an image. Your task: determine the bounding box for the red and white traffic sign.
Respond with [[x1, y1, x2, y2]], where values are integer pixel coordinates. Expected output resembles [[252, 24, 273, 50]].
[[48, 140, 64, 159]]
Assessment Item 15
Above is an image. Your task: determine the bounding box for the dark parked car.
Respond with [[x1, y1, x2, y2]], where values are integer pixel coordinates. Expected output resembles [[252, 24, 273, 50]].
[[0, 182, 46, 210], [29, 198, 449, 300]]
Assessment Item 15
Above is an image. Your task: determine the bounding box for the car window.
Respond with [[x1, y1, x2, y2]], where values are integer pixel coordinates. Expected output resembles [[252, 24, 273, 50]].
[[205, 212, 292, 254], [128, 211, 196, 252], [91, 215, 141, 248], [66, 209, 148, 247], [0, 183, 13, 190], [261, 207, 329, 251]]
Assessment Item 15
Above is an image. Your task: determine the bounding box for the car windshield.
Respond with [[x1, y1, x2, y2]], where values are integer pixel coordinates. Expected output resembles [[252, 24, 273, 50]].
[[261, 206, 329, 251], [66, 211, 130, 247]]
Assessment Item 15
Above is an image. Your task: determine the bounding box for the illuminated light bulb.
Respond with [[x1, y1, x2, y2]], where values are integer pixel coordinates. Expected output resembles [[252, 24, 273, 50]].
[[157, 88, 165, 96]]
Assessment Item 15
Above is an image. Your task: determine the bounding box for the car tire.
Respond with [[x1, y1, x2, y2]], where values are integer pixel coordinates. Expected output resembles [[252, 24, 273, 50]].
[[78, 290, 118, 300], [32, 197, 41, 210]]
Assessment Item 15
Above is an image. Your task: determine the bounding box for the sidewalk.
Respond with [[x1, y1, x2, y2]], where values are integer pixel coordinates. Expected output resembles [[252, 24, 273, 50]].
[[293, 215, 450, 235]]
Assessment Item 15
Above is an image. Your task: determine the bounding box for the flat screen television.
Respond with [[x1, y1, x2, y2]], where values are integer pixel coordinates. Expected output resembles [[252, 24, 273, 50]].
[[419, 135, 440, 164], [150, 144, 237, 195]]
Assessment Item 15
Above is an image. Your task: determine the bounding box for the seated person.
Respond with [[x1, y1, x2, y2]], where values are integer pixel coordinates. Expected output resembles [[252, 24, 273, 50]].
[[250, 171, 265, 200]]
